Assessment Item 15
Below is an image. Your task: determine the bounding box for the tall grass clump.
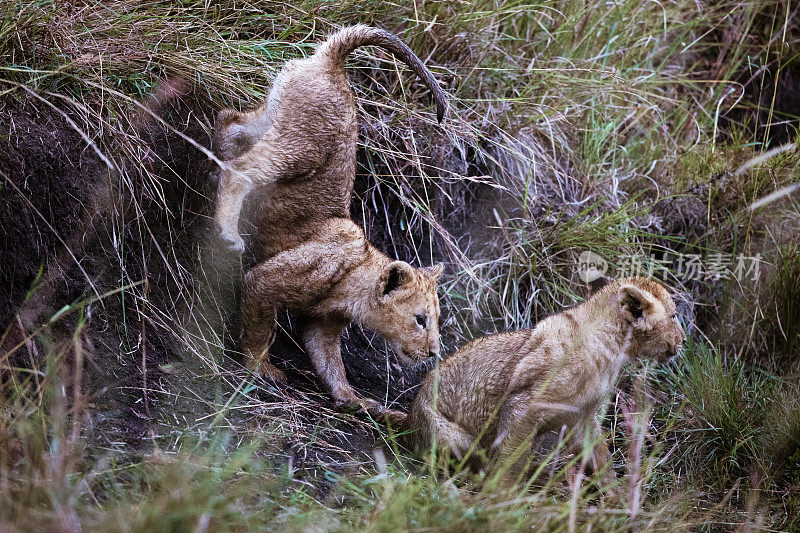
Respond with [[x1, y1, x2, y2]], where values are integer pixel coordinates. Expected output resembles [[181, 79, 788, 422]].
[[771, 244, 800, 366], [1, 324, 90, 530], [1, 0, 800, 529], [670, 341, 774, 481]]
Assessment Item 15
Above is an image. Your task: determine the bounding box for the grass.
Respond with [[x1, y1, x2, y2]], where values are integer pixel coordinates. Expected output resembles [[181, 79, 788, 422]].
[[1, 0, 799, 530]]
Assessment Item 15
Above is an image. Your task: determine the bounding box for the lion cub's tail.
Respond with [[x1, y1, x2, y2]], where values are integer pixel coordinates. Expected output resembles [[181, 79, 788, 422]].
[[317, 24, 448, 123]]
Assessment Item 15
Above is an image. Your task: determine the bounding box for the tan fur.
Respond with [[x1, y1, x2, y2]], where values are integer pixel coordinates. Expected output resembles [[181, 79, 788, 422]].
[[404, 277, 686, 480], [241, 217, 443, 414], [218, 26, 447, 414], [212, 25, 447, 254]]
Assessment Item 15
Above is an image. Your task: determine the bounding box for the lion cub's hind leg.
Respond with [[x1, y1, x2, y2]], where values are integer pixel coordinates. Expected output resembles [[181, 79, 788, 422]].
[[408, 401, 477, 465], [432, 413, 477, 464], [216, 166, 254, 253], [215, 127, 327, 252], [490, 395, 553, 486]]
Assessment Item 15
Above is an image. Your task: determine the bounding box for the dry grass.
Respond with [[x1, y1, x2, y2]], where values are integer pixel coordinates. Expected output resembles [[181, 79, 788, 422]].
[[1, 0, 799, 530]]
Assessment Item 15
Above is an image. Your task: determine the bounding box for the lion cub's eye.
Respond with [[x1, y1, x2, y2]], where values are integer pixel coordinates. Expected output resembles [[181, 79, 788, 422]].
[[415, 313, 427, 328]]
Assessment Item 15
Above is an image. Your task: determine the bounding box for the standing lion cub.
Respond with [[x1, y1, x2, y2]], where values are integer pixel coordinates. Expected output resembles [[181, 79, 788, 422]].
[[404, 277, 685, 480], [241, 217, 443, 416]]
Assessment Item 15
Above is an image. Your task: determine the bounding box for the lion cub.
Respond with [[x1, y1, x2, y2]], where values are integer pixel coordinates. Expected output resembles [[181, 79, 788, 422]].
[[242, 217, 443, 414], [404, 277, 685, 479], [213, 24, 447, 254], [211, 26, 447, 415]]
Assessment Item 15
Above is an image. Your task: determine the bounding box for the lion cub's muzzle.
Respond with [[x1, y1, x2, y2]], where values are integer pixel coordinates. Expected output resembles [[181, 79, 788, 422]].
[[398, 347, 439, 367], [663, 341, 684, 362]]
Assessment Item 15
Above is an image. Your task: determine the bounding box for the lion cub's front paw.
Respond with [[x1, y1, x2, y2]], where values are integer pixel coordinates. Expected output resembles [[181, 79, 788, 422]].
[[377, 408, 407, 427], [263, 366, 287, 385], [332, 393, 378, 413], [248, 359, 287, 385], [220, 231, 245, 253], [335, 397, 404, 424]]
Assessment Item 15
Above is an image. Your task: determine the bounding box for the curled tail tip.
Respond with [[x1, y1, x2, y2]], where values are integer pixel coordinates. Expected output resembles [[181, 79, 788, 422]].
[[436, 99, 447, 123], [434, 89, 448, 123], [149, 76, 189, 105], [133, 76, 189, 131]]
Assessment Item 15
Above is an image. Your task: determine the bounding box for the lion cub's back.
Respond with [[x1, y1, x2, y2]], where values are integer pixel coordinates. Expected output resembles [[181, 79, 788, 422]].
[[245, 58, 360, 259], [411, 331, 533, 433]]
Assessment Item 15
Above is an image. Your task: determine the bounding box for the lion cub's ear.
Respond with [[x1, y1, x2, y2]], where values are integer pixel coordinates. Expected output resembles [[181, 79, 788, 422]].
[[618, 284, 656, 326], [378, 261, 414, 298], [421, 263, 445, 280], [587, 275, 614, 296]]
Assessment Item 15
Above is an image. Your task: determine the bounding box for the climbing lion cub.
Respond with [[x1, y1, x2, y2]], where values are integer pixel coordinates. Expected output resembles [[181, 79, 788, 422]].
[[214, 26, 447, 414], [212, 24, 447, 254], [404, 277, 685, 479]]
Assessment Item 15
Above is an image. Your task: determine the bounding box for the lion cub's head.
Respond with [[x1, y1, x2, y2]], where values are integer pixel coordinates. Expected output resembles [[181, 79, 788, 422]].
[[612, 277, 686, 362], [370, 261, 444, 364]]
